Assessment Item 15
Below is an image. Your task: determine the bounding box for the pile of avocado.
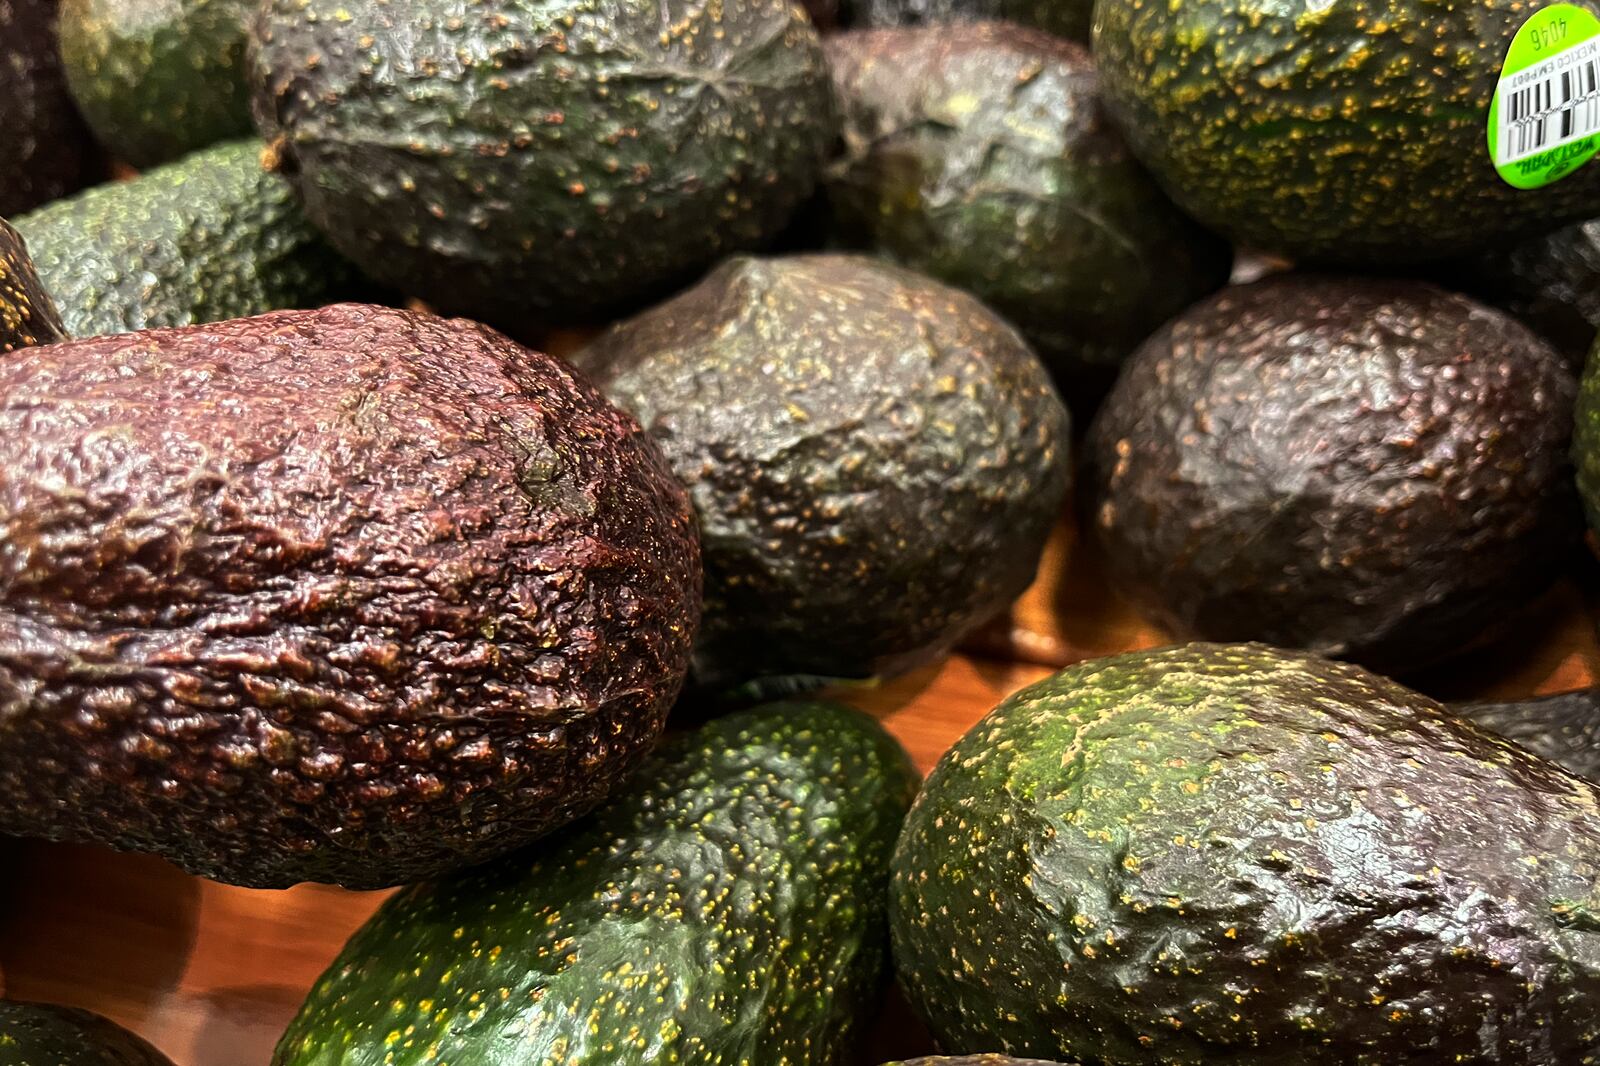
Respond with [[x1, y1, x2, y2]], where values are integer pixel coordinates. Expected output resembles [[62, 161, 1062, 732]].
[[4, 0, 1600, 1060]]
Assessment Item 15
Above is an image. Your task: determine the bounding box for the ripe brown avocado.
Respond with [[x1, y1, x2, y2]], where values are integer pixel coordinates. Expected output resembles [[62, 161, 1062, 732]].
[[1085, 275, 1579, 674], [824, 23, 1230, 385], [0, 0, 97, 216], [1449, 219, 1600, 365], [573, 253, 1072, 694], [0, 219, 66, 353], [891, 643, 1600, 1062], [0, 303, 701, 889]]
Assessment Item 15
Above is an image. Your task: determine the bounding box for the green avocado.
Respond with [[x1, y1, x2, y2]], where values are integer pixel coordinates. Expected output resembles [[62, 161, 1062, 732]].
[[573, 253, 1072, 694], [13, 140, 375, 338], [824, 22, 1229, 385], [0, 0, 98, 216], [58, 0, 253, 168], [842, 0, 1093, 42], [891, 642, 1600, 1062], [0, 219, 66, 352], [0, 302, 701, 888], [1448, 219, 1600, 364], [1092, 0, 1600, 264], [251, 0, 837, 333], [0, 1002, 175, 1065], [275, 701, 918, 1065], [1453, 688, 1600, 782], [1085, 274, 1579, 674]]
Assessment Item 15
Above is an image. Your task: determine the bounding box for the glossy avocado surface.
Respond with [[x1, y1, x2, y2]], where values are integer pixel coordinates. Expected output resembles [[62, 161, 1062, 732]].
[[891, 642, 1600, 1062], [1093, 0, 1600, 264], [1455, 688, 1600, 783], [824, 23, 1229, 386], [0, 219, 65, 353], [0, 303, 701, 888], [251, 0, 837, 332], [0, 1002, 175, 1066], [275, 701, 917, 1065], [1086, 274, 1579, 674], [574, 253, 1072, 694], [13, 140, 375, 338], [0, 0, 97, 217], [59, 0, 254, 167]]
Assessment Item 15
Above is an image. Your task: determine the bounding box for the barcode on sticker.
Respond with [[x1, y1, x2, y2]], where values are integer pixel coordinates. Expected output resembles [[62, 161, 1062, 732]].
[[1497, 37, 1600, 164]]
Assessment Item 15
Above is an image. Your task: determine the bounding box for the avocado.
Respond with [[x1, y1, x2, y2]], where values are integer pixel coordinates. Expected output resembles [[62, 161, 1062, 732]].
[[59, 0, 253, 167], [0, 1002, 174, 1065], [883, 1059, 1077, 1065], [1092, 0, 1600, 264], [573, 253, 1072, 694], [824, 23, 1229, 385], [842, 0, 1093, 42], [0, 0, 97, 217], [891, 642, 1600, 1062], [1568, 320, 1600, 536], [13, 140, 374, 338], [0, 302, 701, 889], [275, 701, 917, 1065], [250, 0, 837, 334], [1085, 274, 1579, 674], [1448, 219, 1600, 365], [0, 219, 66, 353], [1454, 688, 1600, 782]]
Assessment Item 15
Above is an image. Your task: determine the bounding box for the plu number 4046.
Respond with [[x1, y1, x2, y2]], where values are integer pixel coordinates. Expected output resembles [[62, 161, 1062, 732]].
[[1530, 16, 1569, 49]]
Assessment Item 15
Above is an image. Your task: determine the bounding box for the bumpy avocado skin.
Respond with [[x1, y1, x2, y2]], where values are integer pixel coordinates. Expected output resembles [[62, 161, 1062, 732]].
[[843, 0, 1093, 41], [891, 642, 1600, 1063], [1085, 275, 1579, 674], [0, 0, 96, 217], [1454, 689, 1600, 783], [825, 24, 1229, 382], [251, 0, 836, 332], [59, 0, 253, 167], [1093, 0, 1600, 264], [0, 303, 701, 889], [574, 253, 1072, 692], [0, 1002, 174, 1066], [1451, 220, 1600, 364], [14, 140, 373, 338], [0, 220, 66, 352], [275, 702, 918, 1065]]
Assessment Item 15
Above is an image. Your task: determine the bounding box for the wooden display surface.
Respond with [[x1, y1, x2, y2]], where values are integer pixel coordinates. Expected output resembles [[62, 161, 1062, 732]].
[[3, 518, 1596, 1063]]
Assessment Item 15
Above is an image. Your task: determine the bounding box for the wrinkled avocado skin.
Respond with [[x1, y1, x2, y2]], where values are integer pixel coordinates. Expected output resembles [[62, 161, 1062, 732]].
[[843, 0, 1093, 41], [0, 0, 97, 216], [1093, 0, 1600, 264], [1454, 689, 1600, 783], [0, 303, 701, 889], [274, 702, 917, 1065], [0, 220, 66, 352], [0, 1002, 175, 1065], [574, 253, 1071, 692], [825, 23, 1228, 384], [14, 140, 374, 339], [251, 0, 836, 332], [1086, 275, 1579, 674], [891, 642, 1600, 1063], [58, 0, 254, 167]]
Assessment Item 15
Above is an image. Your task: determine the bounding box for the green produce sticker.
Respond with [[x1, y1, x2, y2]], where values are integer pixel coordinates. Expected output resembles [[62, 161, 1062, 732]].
[[1489, 3, 1600, 189]]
